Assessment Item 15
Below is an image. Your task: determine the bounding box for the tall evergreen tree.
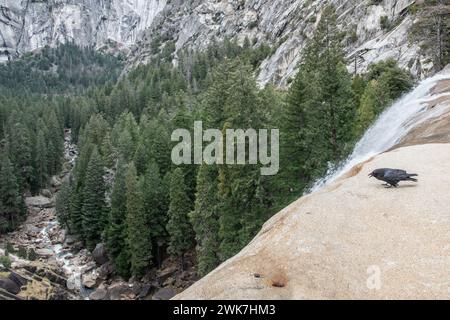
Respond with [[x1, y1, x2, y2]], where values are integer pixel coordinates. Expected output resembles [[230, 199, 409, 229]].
[[190, 164, 220, 276], [105, 158, 131, 278], [81, 147, 107, 250], [46, 110, 64, 175], [167, 168, 194, 269], [125, 162, 151, 278], [55, 180, 73, 232], [281, 4, 356, 192], [142, 161, 168, 267], [0, 152, 25, 232], [5, 113, 33, 190], [35, 128, 48, 189]]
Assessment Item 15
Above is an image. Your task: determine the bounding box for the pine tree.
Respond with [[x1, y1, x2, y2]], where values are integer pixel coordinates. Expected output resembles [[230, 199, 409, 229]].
[[5, 113, 33, 190], [81, 147, 107, 250], [280, 70, 312, 196], [133, 140, 148, 175], [55, 180, 72, 232], [105, 158, 131, 278], [190, 164, 220, 276], [100, 132, 116, 168], [70, 142, 94, 235], [0, 152, 25, 232], [281, 4, 356, 188], [142, 161, 168, 267], [125, 162, 151, 278], [309, 5, 355, 162], [354, 80, 384, 137], [35, 128, 48, 189], [46, 110, 64, 175], [167, 168, 194, 269]]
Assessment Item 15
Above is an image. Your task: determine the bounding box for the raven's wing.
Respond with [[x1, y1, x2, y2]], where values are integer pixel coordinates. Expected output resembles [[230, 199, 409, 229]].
[[385, 169, 407, 176], [377, 176, 398, 186], [383, 170, 402, 182]]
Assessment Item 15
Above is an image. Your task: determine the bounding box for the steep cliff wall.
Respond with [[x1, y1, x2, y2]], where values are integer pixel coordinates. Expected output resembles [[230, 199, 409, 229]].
[[0, 0, 166, 61], [0, 0, 433, 86], [130, 0, 429, 86]]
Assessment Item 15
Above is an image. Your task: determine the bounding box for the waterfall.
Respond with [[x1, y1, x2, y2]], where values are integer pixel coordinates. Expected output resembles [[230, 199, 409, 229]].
[[309, 70, 450, 193]]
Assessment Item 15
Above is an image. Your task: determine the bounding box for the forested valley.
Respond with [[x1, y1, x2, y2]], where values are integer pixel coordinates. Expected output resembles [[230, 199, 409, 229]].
[[0, 6, 414, 284]]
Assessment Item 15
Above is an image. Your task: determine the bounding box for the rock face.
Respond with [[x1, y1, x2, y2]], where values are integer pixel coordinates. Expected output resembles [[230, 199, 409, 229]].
[[0, 0, 433, 85], [0, 0, 166, 61], [25, 196, 54, 209], [130, 0, 430, 86], [92, 243, 108, 265], [175, 143, 450, 300]]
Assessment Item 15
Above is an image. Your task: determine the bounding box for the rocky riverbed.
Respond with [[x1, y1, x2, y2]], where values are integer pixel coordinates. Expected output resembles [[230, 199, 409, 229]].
[[0, 130, 198, 300]]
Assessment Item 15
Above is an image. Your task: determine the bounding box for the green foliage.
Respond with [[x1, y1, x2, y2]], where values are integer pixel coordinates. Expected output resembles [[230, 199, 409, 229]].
[[17, 246, 27, 259], [27, 248, 37, 261], [5, 243, 14, 256], [105, 159, 131, 278], [190, 164, 220, 276], [142, 161, 168, 248], [380, 16, 390, 30], [0, 31, 417, 283], [0, 255, 12, 269], [0, 43, 122, 94], [56, 181, 73, 232], [354, 59, 413, 137], [125, 162, 151, 278], [81, 147, 107, 250], [280, 4, 356, 196], [167, 168, 194, 265], [0, 151, 25, 233]]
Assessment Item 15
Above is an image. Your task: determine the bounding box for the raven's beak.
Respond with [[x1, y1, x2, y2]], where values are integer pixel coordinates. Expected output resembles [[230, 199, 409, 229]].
[[368, 173, 373, 178]]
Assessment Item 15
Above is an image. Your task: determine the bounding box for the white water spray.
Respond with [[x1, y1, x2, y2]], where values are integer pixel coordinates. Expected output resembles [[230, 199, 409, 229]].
[[309, 71, 450, 193]]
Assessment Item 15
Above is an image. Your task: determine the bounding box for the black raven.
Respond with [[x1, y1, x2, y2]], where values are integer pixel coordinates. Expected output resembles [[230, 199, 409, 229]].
[[368, 168, 418, 188]]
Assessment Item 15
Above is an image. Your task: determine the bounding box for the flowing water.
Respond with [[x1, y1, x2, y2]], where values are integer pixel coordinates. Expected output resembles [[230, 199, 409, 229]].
[[38, 130, 94, 299], [309, 71, 450, 193]]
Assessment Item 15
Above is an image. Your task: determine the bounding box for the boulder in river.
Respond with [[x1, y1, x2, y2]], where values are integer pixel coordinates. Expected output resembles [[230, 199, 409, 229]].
[[98, 261, 115, 280], [40, 189, 53, 198], [25, 196, 54, 209], [25, 225, 41, 237], [108, 282, 132, 300], [92, 243, 108, 265], [89, 284, 109, 300], [82, 272, 98, 289], [36, 248, 54, 258], [50, 176, 62, 188]]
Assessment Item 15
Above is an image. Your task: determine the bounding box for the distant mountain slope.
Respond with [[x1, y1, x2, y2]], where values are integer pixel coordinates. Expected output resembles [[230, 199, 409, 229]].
[[0, 0, 441, 86]]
